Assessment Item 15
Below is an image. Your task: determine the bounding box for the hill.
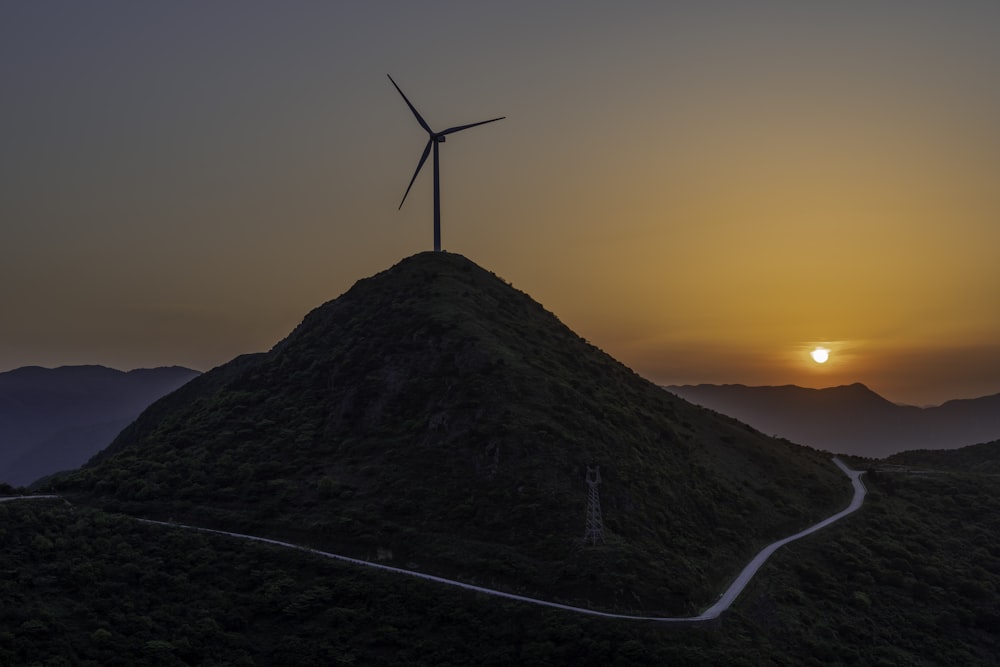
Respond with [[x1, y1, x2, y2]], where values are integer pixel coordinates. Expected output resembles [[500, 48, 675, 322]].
[[666, 383, 1000, 458], [880, 438, 1000, 474], [7, 463, 1000, 664], [54, 252, 849, 615], [0, 365, 200, 486]]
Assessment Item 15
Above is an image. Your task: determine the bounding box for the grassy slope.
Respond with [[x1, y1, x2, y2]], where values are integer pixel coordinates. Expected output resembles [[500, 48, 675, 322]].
[[736, 469, 1000, 665], [52, 252, 847, 615], [5, 470, 999, 666]]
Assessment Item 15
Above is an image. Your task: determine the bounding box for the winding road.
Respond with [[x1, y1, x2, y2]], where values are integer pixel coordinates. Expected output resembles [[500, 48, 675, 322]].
[[4, 458, 865, 623], [0, 494, 60, 503]]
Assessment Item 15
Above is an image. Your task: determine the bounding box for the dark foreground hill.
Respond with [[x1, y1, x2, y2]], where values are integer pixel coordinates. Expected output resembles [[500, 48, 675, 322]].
[[54, 252, 849, 615], [7, 453, 1000, 664], [0, 365, 199, 486], [667, 383, 1000, 458]]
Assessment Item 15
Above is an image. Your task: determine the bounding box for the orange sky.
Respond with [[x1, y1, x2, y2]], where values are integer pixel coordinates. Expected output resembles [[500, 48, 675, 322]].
[[3, 2, 999, 406]]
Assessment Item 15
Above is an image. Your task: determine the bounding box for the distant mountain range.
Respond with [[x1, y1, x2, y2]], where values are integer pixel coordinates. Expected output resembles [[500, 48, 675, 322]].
[[0, 365, 200, 486], [665, 383, 1000, 458]]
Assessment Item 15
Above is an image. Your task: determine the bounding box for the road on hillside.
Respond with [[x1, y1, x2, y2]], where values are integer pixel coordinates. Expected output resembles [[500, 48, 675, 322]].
[[0, 495, 59, 503], [696, 457, 865, 620], [2, 458, 865, 623]]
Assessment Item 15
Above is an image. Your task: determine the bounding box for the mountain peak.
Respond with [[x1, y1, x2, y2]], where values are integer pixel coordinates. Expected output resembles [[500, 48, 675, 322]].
[[56, 253, 848, 615], [828, 382, 879, 396]]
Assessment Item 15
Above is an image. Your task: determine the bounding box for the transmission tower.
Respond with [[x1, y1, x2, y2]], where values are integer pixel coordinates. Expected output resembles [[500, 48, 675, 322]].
[[583, 465, 605, 545]]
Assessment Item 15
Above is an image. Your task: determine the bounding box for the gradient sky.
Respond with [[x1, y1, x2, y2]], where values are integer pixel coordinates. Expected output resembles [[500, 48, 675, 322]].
[[3, 1, 999, 406]]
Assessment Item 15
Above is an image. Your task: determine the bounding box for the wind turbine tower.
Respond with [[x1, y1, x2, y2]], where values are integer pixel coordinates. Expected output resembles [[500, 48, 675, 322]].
[[388, 74, 505, 252]]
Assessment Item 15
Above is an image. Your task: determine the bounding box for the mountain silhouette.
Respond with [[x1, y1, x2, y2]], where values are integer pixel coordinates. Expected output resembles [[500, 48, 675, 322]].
[[666, 383, 1000, 458], [56, 252, 850, 615], [0, 365, 199, 486]]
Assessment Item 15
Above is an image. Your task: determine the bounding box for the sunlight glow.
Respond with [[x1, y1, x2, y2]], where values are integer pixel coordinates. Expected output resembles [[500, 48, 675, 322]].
[[810, 347, 830, 364]]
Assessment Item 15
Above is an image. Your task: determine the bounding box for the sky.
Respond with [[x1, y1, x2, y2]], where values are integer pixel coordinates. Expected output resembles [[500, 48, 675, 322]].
[[3, 1, 999, 407]]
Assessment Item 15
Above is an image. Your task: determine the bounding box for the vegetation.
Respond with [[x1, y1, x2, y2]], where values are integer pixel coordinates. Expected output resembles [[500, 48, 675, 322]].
[[735, 466, 1000, 665], [49, 252, 848, 615], [0, 499, 756, 666], [9, 248, 1000, 660], [6, 460, 1000, 664]]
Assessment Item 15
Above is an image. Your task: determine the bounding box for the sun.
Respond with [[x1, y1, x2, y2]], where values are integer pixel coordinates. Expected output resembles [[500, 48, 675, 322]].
[[810, 347, 830, 364]]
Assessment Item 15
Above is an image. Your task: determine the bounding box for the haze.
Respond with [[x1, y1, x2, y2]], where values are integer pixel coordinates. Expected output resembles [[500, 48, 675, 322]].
[[3, 2, 999, 407]]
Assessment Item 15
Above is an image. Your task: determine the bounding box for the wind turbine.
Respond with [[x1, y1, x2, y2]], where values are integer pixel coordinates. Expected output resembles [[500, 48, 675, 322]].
[[389, 74, 505, 252]]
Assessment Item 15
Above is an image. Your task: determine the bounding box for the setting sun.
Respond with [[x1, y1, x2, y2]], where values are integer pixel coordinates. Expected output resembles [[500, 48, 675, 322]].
[[810, 347, 830, 364]]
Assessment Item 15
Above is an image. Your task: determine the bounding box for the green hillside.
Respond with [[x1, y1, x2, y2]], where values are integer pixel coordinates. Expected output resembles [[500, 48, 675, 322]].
[[6, 466, 999, 665], [52, 252, 848, 615]]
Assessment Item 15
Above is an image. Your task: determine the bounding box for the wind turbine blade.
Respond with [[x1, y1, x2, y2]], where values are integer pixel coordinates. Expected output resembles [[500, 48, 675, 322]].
[[399, 139, 433, 209], [387, 74, 432, 134], [440, 116, 506, 136]]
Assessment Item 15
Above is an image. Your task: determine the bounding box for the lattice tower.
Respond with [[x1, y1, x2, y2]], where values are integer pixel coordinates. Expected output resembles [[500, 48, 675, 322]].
[[583, 465, 605, 545]]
